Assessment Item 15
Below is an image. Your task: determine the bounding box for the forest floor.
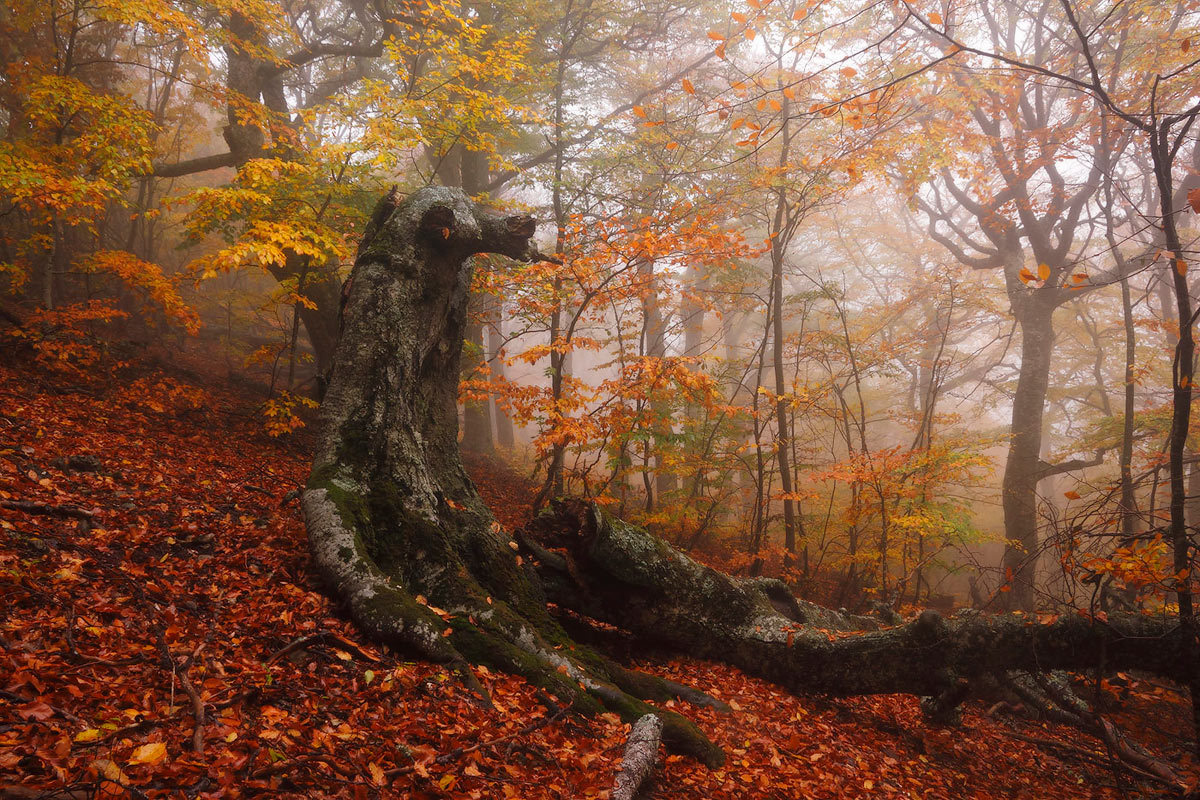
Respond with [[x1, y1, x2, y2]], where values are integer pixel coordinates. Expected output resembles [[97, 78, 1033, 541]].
[[1, 353, 1197, 799]]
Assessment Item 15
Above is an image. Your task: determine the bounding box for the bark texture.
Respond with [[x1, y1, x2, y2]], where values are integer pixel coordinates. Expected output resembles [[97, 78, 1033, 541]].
[[305, 188, 1186, 767]]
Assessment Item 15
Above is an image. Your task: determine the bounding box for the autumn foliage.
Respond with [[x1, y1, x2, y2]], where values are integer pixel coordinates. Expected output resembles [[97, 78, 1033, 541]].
[[3, 357, 1197, 798]]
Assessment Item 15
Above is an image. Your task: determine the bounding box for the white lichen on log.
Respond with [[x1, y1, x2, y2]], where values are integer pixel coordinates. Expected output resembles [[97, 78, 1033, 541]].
[[611, 714, 664, 800]]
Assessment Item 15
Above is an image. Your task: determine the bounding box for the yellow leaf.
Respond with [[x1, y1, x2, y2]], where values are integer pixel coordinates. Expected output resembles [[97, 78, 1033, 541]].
[[129, 741, 167, 766], [1037, 262, 1050, 281], [682, 78, 695, 95], [75, 729, 102, 743], [92, 758, 128, 787]]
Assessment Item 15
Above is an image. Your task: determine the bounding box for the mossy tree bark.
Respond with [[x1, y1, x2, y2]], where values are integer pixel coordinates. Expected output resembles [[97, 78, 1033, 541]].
[[306, 188, 1187, 767]]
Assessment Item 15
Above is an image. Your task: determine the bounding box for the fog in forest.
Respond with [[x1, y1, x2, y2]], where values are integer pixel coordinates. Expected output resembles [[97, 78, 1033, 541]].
[[4, 0, 1199, 616]]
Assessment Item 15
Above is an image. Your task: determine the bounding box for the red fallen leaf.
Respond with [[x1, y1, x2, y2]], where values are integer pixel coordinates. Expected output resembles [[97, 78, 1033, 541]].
[[18, 701, 55, 721]]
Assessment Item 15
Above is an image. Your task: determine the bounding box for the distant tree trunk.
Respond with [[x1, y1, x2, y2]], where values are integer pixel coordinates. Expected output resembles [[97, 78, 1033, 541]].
[[638, 259, 676, 507], [488, 314, 516, 450], [769, 119, 799, 557], [461, 318, 495, 454]]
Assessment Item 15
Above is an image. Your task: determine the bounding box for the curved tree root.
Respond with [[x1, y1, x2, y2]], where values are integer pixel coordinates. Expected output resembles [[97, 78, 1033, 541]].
[[303, 470, 723, 765]]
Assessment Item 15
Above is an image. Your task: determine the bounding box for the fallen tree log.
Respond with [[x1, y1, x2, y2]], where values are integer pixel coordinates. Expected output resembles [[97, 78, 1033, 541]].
[[611, 714, 664, 800], [521, 500, 1185, 698], [302, 187, 1187, 767]]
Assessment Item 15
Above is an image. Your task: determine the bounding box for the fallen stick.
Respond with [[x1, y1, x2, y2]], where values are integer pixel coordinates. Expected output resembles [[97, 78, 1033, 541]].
[[265, 630, 379, 665], [611, 714, 663, 800], [157, 633, 207, 754], [1, 500, 95, 519]]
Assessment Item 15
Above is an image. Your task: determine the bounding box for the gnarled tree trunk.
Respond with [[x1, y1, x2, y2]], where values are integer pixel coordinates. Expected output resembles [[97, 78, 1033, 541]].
[[304, 188, 1186, 767]]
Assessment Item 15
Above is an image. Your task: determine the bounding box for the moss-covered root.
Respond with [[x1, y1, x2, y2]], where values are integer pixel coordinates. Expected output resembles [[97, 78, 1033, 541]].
[[603, 659, 732, 712], [589, 684, 725, 767], [301, 484, 487, 699], [444, 608, 725, 766]]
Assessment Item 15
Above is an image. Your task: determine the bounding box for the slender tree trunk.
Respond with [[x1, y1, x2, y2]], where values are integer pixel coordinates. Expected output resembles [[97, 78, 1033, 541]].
[[999, 296, 1056, 612], [1152, 128, 1199, 738], [765, 91, 801, 556]]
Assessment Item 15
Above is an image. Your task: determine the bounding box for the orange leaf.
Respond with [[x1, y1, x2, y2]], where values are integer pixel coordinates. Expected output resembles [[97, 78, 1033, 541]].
[[1037, 262, 1050, 281], [682, 78, 695, 95], [928, 12, 943, 24], [632, 105, 647, 118], [1064, 490, 1081, 500], [841, 67, 857, 78], [708, 30, 725, 40], [129, 742, 167, 766], [1189, 186, 1200, 213]]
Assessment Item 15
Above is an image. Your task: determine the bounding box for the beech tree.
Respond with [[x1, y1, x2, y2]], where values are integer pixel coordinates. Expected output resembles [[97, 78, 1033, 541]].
[[910, 1, 1122, 611], [303, 185, 1190, 765]]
